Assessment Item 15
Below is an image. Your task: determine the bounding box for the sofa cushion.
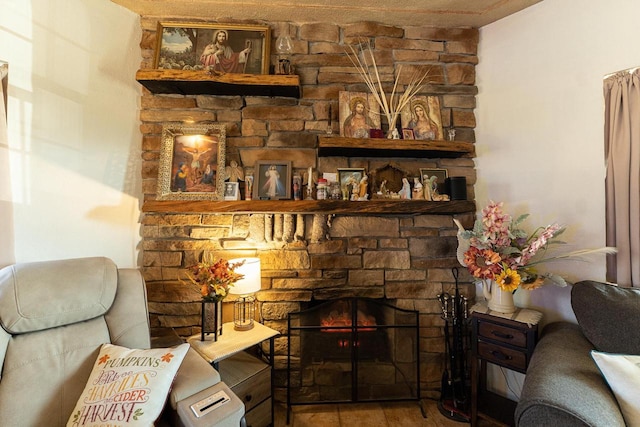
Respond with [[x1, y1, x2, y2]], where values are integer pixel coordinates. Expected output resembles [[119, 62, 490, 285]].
[[0, 257, 117, 334], [67, 343, 190, 427], [572, 280, 640, 354], [591, 351, 640, 427]]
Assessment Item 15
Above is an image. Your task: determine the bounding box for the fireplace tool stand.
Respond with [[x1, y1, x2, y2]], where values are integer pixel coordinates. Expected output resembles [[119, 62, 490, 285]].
[[437, 267, 471, 422]]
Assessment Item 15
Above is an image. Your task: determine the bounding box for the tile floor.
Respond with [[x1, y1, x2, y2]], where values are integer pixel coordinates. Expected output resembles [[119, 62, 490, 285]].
[[274, 399, 500, 427]]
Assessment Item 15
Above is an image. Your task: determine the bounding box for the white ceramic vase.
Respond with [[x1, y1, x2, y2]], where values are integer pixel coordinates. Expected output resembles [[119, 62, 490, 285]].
[[482, 280, 516, 314]]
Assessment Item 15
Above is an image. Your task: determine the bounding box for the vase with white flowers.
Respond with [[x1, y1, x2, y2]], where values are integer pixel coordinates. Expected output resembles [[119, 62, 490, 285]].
[[455, 201, 615, 313]]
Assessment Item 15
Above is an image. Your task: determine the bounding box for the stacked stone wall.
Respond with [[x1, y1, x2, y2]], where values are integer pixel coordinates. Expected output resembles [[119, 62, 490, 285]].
[[138, 17, 479, 399]]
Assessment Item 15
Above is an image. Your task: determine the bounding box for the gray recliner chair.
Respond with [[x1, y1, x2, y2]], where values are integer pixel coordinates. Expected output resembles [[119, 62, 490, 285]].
[[0, 257, 244, 426]]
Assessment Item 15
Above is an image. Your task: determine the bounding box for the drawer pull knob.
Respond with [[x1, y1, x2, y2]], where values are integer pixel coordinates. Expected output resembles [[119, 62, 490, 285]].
[[244, 394, 253, 402], [491, 331, 514, 340], [491, 350, 512, 360]]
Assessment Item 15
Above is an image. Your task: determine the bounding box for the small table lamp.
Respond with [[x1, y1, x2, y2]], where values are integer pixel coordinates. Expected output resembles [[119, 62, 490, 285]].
[[229, 258, 261, 331]]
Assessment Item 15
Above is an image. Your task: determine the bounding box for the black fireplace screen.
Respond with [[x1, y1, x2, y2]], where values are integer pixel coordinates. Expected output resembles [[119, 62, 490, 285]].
[[287, 298, 420, 420]]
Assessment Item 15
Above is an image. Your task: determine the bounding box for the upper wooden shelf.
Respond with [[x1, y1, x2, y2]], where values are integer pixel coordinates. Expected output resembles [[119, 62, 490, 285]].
[[136, 69, 301, 98], [142, 199, 475, 216], [318, 136, 475, 158]]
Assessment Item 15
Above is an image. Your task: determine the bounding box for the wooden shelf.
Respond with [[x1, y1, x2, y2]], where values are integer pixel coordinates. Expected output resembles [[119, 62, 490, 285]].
[[142, 199, 475, 215], [136, 69, 300, 98], [318, 136, 475, 158]]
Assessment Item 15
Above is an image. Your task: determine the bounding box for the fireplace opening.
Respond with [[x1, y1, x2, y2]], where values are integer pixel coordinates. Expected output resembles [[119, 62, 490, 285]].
[[286, 298, 422, 422]]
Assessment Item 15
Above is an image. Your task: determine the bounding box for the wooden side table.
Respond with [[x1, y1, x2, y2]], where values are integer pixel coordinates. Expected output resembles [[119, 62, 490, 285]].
[[187, 322, 279, 427], [470, 302, 542, 427]]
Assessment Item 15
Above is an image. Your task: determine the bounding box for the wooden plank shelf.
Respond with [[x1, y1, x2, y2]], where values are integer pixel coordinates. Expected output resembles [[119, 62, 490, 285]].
[[318, 136, 475, 158], [142, 199, 475, 215], [136, 69, 300, 98]]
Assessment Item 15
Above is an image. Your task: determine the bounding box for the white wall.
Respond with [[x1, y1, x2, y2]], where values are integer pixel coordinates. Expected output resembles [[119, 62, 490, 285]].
[[476, 0, 640, 399], [477, 0, 640, 324], [0, 0, 141, 267]]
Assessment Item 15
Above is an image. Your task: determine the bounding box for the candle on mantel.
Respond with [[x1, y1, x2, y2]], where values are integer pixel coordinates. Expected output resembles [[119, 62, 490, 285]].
[[306, 166, 314, 200]]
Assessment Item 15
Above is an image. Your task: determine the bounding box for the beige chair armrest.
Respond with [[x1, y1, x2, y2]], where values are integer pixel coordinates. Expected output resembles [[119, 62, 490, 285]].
[[170, 348, 222, 409]]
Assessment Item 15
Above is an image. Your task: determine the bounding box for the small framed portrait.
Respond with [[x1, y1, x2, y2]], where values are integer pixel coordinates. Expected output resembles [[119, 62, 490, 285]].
[[154, 22, 271, 74], [400, 96, 444, 141], [420, 168, 448, 194], [337, 168, 365, 199], [338, 91, 381, 138], [402, 128, 415, 140], [157, 123, 226, 200], [223, 182, 240, 200], [254, 160, 292, 200]]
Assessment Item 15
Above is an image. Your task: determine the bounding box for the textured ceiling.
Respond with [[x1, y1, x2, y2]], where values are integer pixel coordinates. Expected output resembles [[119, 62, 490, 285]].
[[111, 0, 542, 28]]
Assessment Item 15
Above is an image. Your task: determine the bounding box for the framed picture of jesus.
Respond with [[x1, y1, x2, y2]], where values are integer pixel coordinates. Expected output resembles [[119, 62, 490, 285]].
[[154, 22, 270, 75]]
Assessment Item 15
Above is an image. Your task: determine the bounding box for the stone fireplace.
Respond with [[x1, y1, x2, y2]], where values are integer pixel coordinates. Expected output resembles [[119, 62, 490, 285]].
[[137, 17, 479, 400]]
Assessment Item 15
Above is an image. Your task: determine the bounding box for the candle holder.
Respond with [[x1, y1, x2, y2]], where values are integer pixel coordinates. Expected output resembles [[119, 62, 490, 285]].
[[275, 25, 293, 75], [305, 167, 315, 200], [326, 104, 333, 135]]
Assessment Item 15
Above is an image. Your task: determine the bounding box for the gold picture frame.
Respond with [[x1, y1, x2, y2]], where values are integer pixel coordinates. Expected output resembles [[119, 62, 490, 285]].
[[157, 123, 226, 201], [154, 22, 271, 74]]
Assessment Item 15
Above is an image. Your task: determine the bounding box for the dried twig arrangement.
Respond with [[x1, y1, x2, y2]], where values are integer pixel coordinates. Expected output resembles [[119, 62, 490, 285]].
[[345, 39, 434, 137]]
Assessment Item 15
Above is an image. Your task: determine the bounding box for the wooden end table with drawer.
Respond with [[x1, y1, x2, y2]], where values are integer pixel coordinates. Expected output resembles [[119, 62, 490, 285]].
[[187, 322, 279, 427], [470, 302, 542, 427]]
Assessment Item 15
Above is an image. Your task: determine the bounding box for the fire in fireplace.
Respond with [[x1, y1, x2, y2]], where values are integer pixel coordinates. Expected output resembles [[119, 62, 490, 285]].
[[286, 297, 423, 423]]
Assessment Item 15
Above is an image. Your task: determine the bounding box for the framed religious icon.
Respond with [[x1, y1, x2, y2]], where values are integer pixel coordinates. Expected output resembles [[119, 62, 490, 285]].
[[254, 160, 292, 200], [338, 91, 381, 138], [420, 168, 448, 195], [154, 22, 270, 74], [400, 96, 444, 141], [223, 182, 240, 200], [337, 168, 365, 200], [402, 128, 415, 140], [157, 123, 226, 200]]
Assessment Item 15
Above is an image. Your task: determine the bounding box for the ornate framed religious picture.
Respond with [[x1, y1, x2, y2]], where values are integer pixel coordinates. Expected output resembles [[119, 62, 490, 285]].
[[154, 22, 270, 74], [253, 160, 292, 200], [338, 91, 381, 138], [157, 123, 226, 201]]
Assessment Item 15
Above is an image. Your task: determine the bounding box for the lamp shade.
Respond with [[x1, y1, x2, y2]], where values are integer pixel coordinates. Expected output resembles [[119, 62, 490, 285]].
[[228, 258, 261, 295]]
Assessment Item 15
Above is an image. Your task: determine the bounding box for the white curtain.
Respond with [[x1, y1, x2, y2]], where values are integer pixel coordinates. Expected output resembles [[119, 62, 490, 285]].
[[604, 68, 640, 286]]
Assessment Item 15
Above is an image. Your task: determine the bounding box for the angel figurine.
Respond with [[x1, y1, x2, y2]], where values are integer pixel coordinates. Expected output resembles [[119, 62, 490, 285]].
[[225, 160, 244, 182]]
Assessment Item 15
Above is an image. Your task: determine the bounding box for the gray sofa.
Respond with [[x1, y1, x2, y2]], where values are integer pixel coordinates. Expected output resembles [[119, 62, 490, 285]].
[[515, 280, 640, 427]]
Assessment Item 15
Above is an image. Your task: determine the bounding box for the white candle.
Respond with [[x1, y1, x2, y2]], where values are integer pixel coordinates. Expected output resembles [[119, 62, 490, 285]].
[[308, 167, 313, 184]]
